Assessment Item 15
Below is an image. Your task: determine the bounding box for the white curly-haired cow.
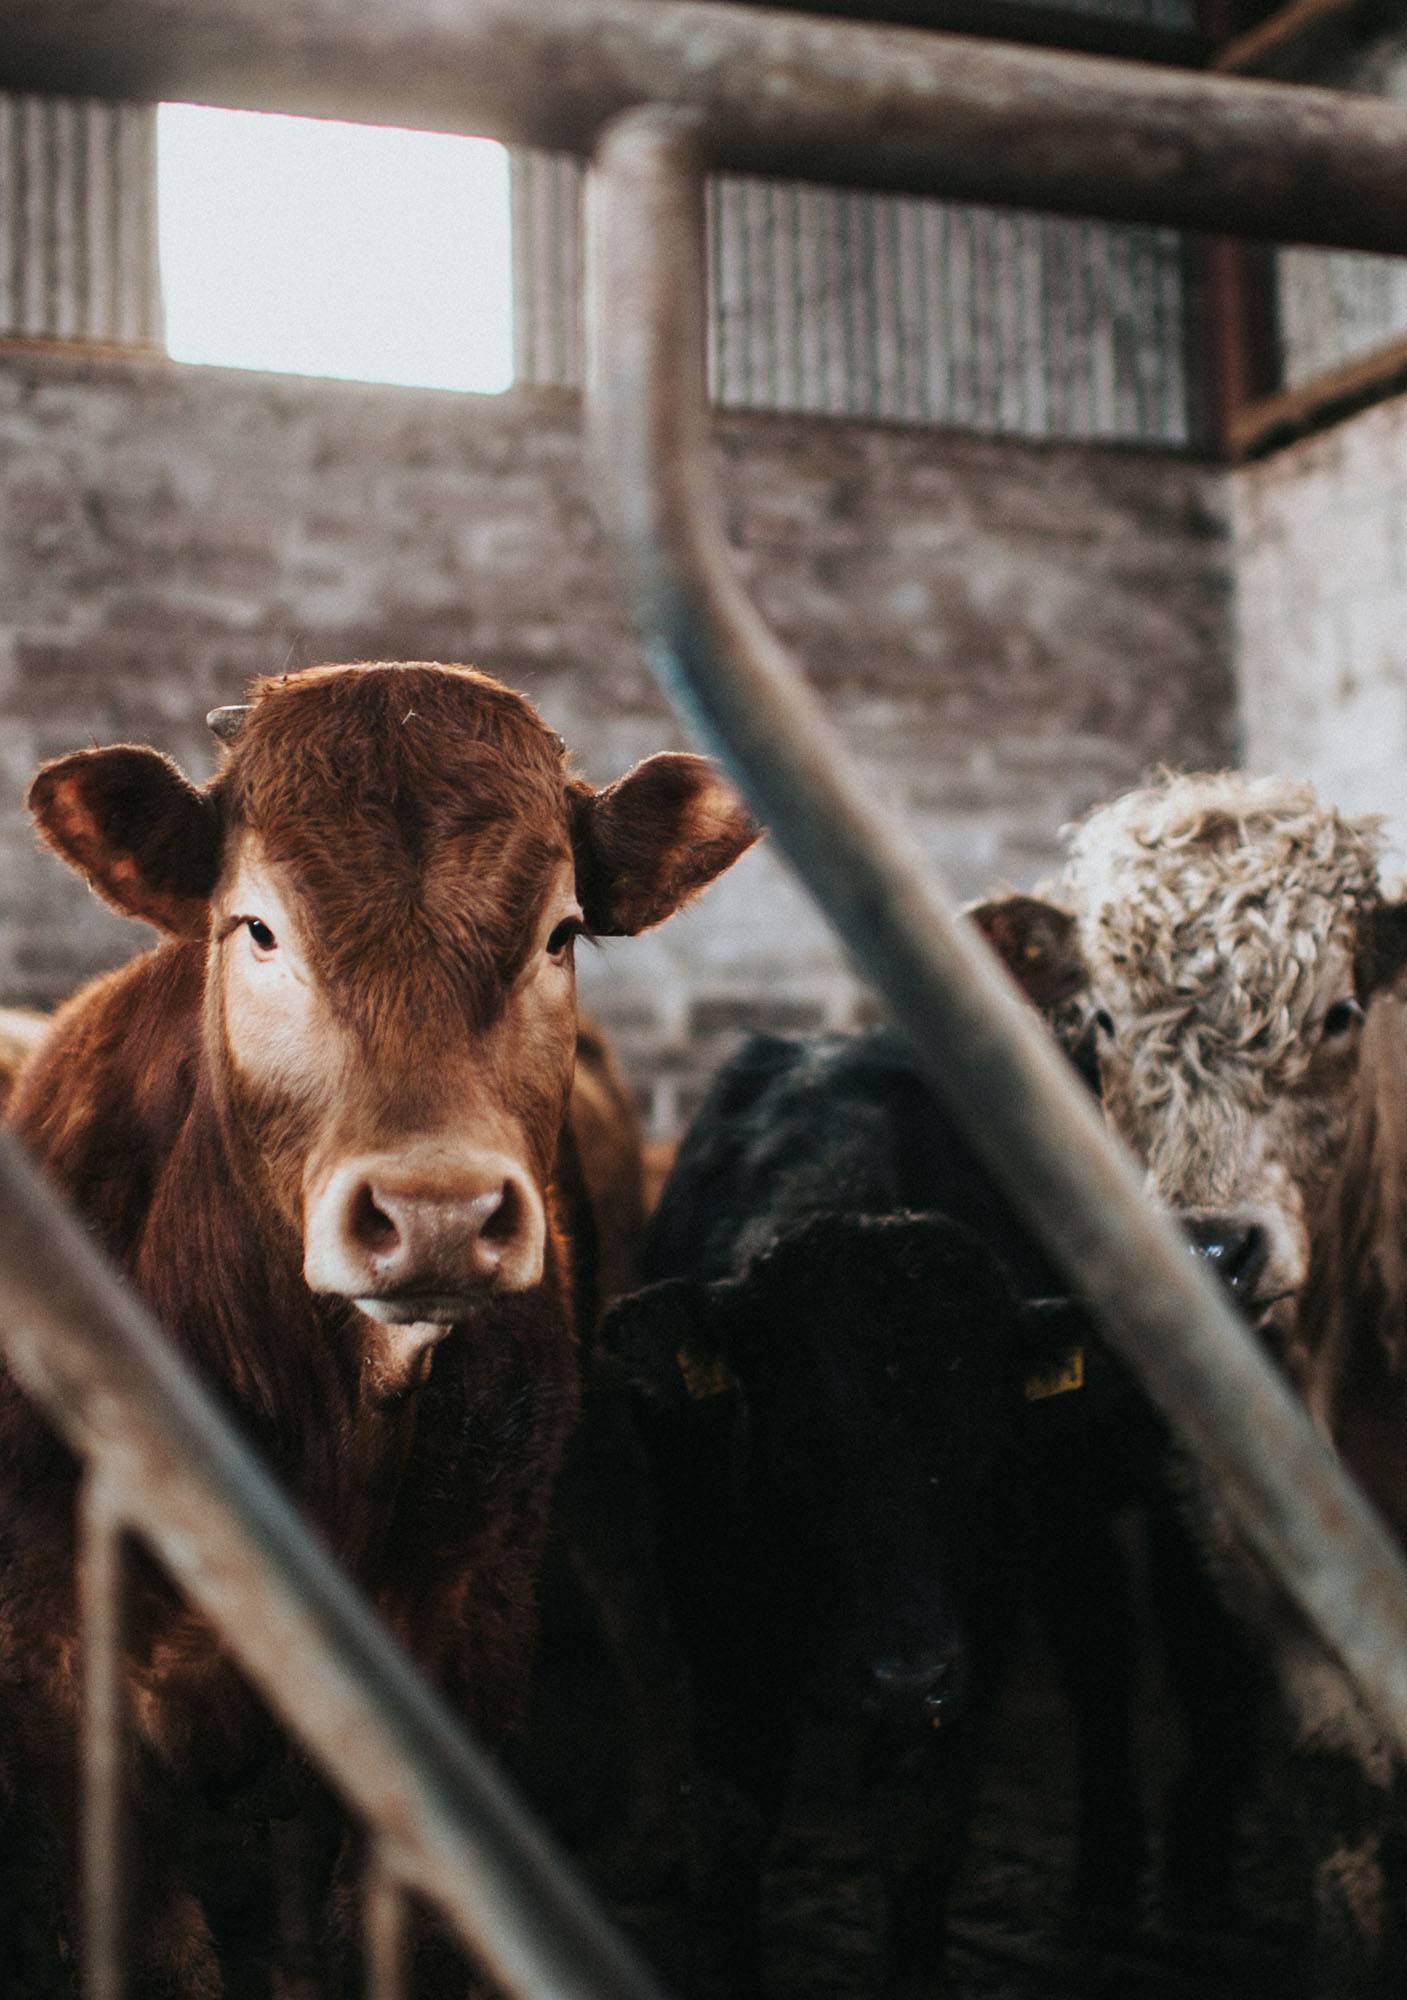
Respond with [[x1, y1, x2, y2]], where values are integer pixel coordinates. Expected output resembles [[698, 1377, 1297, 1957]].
[[1006, 769, 1407, 1992], [1063, 772, 1393, 1369]]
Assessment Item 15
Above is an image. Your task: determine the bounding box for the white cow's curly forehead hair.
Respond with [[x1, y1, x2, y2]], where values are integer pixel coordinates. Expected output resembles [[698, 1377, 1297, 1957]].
[[1060, 772, 1384, 1107]]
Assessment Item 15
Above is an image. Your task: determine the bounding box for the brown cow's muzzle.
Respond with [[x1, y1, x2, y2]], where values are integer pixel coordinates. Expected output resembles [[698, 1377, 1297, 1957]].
[[303, 1150, 547, 1320]]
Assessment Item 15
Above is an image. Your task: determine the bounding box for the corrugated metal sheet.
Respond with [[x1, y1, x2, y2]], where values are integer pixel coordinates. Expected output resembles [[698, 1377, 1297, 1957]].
[[0, 94, 162, 346], [1274, 32, 1407, 388], [512, 150, 1189, 446]]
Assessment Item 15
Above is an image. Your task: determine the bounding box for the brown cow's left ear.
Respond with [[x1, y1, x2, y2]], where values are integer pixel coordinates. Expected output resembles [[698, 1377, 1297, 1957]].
[[571, 752, 760, 936], [966, 892, 1089, 1014], [1356, 900, 1407, 999], [28, 746, 221, 938]]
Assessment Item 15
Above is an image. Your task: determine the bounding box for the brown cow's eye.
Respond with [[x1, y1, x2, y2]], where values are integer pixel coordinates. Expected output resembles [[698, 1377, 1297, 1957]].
[[545, 918, 581, 961], [1320, 998, 1362, 1041], [246, 918, 277, 954]]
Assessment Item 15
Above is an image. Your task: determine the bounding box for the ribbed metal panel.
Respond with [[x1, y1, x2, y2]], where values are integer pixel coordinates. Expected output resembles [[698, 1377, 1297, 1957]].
[[0, 94, 162, 346], [1277, 246, 1407, 385], [1274, 31, 1407, 388], [511, 145, 582, 389], [511, 150, 1188, 445]]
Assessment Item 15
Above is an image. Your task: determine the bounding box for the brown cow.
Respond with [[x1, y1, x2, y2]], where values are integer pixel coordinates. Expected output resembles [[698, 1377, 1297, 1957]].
[[2, 660, 756, 1997], [0, 1005, 49, 1109]]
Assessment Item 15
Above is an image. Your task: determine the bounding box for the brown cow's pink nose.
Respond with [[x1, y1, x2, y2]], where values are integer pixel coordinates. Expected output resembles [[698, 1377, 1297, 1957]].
[[304, 1153, 546, 1317]]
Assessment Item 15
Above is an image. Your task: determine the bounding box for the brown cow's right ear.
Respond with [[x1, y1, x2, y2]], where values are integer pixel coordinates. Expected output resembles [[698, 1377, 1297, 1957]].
[[28, 746, 221, 938], [966, 893, 1089, 1014]]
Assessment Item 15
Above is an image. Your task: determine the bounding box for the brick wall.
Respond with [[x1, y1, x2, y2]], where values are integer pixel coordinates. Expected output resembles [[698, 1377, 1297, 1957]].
[[1233, 394, 1407, 874], [0, 348, 1233, 1133]]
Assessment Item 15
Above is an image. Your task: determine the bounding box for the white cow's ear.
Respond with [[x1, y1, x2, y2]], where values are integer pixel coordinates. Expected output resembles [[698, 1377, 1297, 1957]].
[[965, 893, 1089, 1014], [570, 753, 759, 936], [28, 746, 220, 938], [1357, 901, 1407, 999]]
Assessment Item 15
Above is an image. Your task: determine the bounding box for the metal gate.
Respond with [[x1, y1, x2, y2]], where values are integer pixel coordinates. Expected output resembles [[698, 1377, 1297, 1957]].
[[4, 3, 1407, 1994]]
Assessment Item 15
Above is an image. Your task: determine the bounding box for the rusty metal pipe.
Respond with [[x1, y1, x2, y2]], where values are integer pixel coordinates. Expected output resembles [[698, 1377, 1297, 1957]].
[[5, 0, 1407, 252], [0, 1132, 670, 2000], [79, 1475, 125, 2000], [585, 107, 1407, 1754], [364, 1848, 408, 2000]]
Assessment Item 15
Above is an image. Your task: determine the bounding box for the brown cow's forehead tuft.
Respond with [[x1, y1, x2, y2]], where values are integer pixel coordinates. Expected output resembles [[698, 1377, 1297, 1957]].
[[215, 663, 572, 1033], [1061, 771, 1384, 1106]]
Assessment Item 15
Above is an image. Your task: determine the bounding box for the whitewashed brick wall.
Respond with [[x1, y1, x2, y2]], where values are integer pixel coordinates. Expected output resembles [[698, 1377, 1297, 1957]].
[[1233, 395, 1407, 872]]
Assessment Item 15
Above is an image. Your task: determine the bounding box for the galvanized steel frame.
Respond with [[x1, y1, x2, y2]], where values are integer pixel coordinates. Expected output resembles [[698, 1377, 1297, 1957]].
[[4, 4, 1407, 1997]]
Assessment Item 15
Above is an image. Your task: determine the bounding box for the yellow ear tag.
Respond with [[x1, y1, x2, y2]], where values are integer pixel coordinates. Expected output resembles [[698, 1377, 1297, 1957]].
[[677, 1348, 733, 1402], [1024, 1346, 1085, 1402]]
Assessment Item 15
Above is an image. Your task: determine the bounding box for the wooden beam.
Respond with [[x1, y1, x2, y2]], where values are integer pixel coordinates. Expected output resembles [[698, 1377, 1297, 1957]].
[[1213, 0, 1372, 79], [1230, 330, 1407, 457], [1196, 236, 1281, 454]]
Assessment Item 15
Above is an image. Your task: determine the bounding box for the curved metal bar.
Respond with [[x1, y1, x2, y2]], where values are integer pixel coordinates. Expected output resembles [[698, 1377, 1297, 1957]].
[[0, 1131, 669, 2000], [585, 106, 1407, 1754], [8, 0, 1407, 252]]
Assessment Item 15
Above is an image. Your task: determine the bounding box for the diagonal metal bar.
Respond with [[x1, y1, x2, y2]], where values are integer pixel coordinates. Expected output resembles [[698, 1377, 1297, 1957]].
[[0, 1130, 671, 2000], [584, 104, 1407, 1758], [6, 0, 1407, 252]]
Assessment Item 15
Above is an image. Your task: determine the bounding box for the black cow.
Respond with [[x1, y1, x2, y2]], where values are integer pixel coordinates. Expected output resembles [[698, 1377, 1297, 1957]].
[[607, 1205, 1067, 2000], [603, 1004, 1267, 1991]]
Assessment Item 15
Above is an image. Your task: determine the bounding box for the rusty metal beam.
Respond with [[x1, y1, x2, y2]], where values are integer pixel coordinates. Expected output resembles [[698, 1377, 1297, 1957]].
[[585, 106, 1407, 1759], [0, 1131, 670, 2000], [6, 0, 1407, 252]]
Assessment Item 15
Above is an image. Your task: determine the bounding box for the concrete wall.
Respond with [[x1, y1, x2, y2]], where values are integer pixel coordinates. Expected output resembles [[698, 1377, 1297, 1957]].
[[1234, 394, 1407, 874], [0, 348, 1233, 1132]]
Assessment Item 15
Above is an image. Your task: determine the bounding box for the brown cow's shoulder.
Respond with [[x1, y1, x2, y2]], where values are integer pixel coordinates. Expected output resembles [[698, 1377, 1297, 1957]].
[[8, 942, 204, 1267]]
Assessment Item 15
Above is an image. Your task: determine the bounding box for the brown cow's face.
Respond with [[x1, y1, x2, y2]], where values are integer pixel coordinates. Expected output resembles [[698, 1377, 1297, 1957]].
[[29, 663, 758, 1387]]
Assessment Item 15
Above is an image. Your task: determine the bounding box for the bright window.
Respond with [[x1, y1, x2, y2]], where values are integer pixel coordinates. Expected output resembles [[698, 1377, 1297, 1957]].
[[157, 105, 513, 395]]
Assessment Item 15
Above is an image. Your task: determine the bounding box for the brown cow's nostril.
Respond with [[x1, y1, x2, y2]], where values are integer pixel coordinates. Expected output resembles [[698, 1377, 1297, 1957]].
[[349, 1183, 400, 1257], [304, 1152, 548, 1310], [480, 1180, 520, 1247]]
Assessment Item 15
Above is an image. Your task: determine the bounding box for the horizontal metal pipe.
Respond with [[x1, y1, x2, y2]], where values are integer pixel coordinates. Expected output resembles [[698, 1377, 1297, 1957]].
[[0, 1131, 670, 2000], [585, 106, 1407, 1755], [5, 0, 1407, 251]]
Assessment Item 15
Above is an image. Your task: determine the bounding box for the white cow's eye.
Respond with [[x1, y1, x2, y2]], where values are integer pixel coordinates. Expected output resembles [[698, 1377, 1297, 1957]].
[[246, 917, 278, 954], [1092, 1007, 1116, 1040], [1320, 997, 1362, 1042]]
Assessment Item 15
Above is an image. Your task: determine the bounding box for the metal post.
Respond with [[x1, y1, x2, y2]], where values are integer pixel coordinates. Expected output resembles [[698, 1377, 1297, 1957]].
[[2, 0, 1407, 253], [585, 105, 1407, 1758], [365, 1848, 408, 2000], [79, 1473, 126, 2000]]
